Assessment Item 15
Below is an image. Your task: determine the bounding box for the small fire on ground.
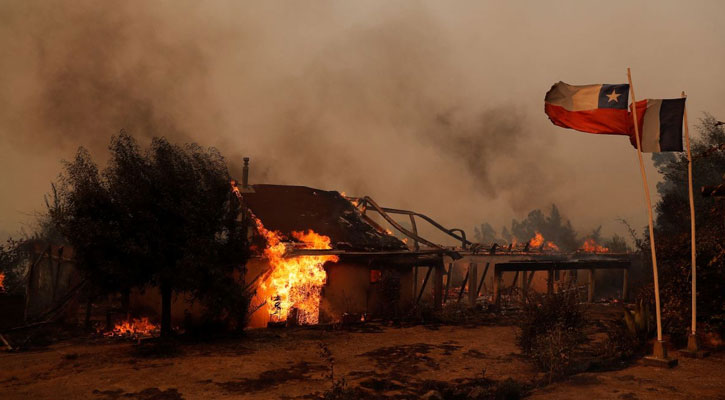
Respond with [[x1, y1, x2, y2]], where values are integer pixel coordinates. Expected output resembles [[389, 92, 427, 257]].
[[0, 272, 5, 292], [254, 217, 339, 325], [105, 317, 159, 338]]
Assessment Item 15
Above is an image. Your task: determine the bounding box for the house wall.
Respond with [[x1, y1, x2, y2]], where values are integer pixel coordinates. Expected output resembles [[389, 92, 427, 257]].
[[247, 259, 409, 328], [321, 263, 375, 321]]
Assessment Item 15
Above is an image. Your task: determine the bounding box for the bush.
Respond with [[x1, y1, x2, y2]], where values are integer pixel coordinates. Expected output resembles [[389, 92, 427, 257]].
[[517, 287, 586, 380], [599, 320, 641, 362], [495, 378, 524, 400]]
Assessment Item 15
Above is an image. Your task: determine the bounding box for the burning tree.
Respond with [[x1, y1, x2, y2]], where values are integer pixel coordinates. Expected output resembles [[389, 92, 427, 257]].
[[53, 133, 248, 336]]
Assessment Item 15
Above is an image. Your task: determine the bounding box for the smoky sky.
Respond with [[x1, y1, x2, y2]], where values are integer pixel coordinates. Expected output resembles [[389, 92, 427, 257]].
[[1, 0, 724, 243]]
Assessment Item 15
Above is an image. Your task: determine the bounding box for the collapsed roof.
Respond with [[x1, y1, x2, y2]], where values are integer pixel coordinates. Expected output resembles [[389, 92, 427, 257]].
[[241, 184, 408, 252]]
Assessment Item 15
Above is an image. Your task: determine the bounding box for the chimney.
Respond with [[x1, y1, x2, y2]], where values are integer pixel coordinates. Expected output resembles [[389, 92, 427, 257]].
[[240, 157, 255, 193], [242, 157, 250, 189]]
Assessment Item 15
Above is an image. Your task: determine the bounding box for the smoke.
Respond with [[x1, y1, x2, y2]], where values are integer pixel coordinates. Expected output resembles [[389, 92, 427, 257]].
[[0, 1, 213, 151], [3, 1, 722, 241]]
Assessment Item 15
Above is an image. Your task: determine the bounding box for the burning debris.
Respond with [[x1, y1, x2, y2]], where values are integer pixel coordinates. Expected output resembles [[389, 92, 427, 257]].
[[254, 217, 339, 325], [0, 272, 5, 292], [579, 238, 609, 253], [105, 317, 159, 338], [528, 232, 560, 251]]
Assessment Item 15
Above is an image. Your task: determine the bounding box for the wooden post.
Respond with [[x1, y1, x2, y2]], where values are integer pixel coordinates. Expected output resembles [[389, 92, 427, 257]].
[[547, 269, 554, 295], [628, 68, 664, 343], [434, 261, 444, 310], [416, 266, 433, 304], [413, 266, 418, 300], [511, 271, 520, 290], [587, 269, 595, 302], [527, 270, 535, 287], [457, 267, 470, 303], [468, 263, 478, 305], [521, 271, 528, 301], [476, 262, 490, 296], [444, 262, 453, 303], [682, 91, 697, 338], [493, 268, 502, 308], [622, 268, 629, 301]]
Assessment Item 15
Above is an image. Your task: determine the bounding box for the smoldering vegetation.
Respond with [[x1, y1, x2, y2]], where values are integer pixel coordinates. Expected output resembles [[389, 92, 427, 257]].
[[0, 1, 568, 236]]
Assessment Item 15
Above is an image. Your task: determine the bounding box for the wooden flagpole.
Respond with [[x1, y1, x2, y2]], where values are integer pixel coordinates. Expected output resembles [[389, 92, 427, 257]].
[[627, 68, 663, 343], [682, 91, 697, 338]]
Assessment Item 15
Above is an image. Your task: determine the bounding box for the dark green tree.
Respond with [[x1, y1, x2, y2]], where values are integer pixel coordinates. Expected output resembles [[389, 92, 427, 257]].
[[643, 114, 725, 343], [54, 133, 248, 336]]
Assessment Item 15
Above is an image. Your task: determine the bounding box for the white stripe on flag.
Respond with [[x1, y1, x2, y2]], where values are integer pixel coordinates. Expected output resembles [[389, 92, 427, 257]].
[[642, 99, 662, 152], [545, 82, 602, 111]]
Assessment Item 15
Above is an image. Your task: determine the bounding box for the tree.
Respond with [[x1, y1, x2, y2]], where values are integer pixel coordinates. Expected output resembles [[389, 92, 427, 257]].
[[54, 133, 248, 336], [508, 204, 579, 251], [473, 222, 498, 244], [644, 114, 725, 343], [603, 234, 630, 253]]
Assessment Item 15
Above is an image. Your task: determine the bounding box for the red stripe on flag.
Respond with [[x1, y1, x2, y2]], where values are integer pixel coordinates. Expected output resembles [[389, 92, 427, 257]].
[[545, 103, 630, 135], [627, 100, 648, 149]]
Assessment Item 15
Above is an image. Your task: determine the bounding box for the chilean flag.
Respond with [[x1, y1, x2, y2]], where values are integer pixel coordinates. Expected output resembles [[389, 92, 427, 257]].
[[628, 98, 686, 152], [545, 81, 630, 135]]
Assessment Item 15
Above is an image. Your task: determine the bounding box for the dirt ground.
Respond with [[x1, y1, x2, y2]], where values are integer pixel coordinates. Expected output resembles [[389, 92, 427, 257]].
[[1, 322, 723, 400]]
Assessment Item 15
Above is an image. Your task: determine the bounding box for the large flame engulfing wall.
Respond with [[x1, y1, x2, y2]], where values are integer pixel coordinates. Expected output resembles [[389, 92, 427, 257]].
[[253, 217, 339, 325]]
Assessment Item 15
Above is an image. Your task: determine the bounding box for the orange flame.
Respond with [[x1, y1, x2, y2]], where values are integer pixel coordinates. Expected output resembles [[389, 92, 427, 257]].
[[529, 232, 559, 251], [0, 272, 5, 292], [579, 238, 609, 253], [340, 192, 361, 208], [254, 217, 338, 325], [105, 317, 159, 338], [529, 232, 544, 247]]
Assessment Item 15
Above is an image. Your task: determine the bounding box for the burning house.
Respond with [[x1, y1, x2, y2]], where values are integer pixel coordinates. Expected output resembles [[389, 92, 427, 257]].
[[239, 183, 450, 328], [124, 159, 633, 330], [233, 159, 633, 328], [127, 158, 634, 330]]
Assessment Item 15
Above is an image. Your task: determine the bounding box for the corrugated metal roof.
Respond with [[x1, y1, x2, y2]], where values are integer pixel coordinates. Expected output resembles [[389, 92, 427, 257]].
[[242, 184, 407, 252]]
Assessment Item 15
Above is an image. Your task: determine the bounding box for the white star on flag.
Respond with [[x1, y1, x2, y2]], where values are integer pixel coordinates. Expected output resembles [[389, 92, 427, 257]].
[[606, 90, 621, 103]]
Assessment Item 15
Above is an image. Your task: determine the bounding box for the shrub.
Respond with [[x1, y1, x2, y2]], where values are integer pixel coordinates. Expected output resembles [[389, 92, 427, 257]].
[[495, 378, 524, 400], [599, 320, 641, 362], [517, 287, 586, 380]]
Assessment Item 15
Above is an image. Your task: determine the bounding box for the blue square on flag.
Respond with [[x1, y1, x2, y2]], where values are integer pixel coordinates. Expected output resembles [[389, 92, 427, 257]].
[[598, 84, 629, 109]]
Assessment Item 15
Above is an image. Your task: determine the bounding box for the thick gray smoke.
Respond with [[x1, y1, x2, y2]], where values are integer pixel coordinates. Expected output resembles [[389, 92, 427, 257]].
[[2, 1, 723, 242]]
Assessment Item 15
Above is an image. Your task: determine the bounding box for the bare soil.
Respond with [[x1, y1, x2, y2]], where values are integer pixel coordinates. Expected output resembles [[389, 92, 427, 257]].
[[1, 322, 723, 399]]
